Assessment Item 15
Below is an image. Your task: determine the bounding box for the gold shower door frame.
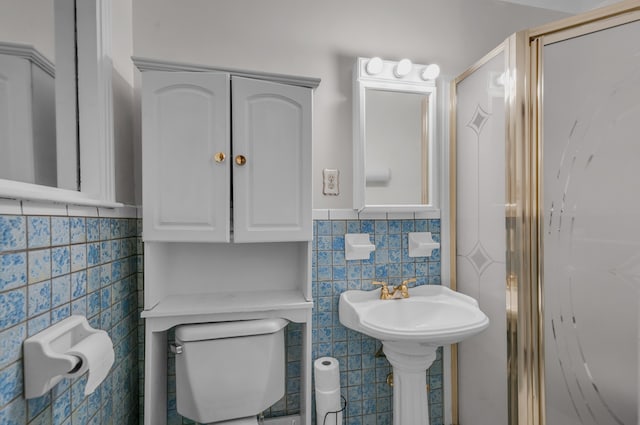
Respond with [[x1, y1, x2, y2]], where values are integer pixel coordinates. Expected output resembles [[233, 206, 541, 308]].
[[451, 1, 640, 424], [527, 3, 640, 425], [450, 31, 530, 425]]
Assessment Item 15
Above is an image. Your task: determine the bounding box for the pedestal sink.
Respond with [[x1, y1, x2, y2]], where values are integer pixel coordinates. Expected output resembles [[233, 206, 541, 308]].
[[339, 285, 489, 425]]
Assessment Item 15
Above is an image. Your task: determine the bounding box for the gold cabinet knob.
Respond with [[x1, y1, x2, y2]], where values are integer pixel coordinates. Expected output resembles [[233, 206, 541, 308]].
[[235, 155, 247, 166], [213, 152, 226, 163]]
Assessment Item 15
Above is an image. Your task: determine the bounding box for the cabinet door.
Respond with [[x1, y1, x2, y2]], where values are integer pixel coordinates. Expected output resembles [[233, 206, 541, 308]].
[[142, 72, 230, 242], [232, 77, 312, 242]]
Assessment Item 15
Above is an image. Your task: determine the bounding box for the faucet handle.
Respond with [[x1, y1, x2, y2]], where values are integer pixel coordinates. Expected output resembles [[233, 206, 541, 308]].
[[395, 278, 416, 298], [372, 281, 393, 300], [401, 278, 416, 287]]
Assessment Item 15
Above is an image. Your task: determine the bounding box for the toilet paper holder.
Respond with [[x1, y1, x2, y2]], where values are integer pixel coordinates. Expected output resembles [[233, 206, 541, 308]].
[[23, 315, 113, 399]]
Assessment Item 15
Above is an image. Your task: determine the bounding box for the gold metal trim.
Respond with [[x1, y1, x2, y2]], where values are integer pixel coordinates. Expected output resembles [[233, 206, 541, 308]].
[[528, 0, 640, 40], [453, 42, 507, 86], [530, 36, 545, 425], [505, 29, 547, 425], [506, 31, 531, 425], [541, 10, 640, 45]]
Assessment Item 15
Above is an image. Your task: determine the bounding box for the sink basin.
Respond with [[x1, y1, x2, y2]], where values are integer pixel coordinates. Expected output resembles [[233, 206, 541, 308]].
[[339, 284, 489, 345], [338, 284, 489, 425]]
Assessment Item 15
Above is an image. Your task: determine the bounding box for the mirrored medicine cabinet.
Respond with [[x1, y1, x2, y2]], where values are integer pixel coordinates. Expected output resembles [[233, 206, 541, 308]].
[[353, 57, 438, 213], [0, 0, 76, 189], [0, 0, 117, 205]]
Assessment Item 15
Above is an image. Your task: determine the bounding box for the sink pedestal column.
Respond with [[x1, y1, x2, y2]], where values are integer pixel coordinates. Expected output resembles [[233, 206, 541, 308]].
[[383, 343, 438, 425]]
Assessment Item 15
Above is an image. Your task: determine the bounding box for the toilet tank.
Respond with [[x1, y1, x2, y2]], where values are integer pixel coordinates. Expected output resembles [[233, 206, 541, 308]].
[[174, 318, 288, 424]]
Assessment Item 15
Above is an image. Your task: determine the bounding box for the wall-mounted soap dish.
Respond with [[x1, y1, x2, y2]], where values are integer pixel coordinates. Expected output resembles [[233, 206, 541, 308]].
[[345, 233, 375, 260], [408, 232, 439, 258]]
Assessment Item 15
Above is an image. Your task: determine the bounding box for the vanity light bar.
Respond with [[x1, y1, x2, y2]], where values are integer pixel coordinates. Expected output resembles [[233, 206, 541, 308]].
[[361, 57, 440, 82]]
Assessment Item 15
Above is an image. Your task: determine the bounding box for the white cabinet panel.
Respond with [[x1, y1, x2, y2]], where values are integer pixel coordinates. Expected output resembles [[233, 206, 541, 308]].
[[142, 72, 230, 242], [232, 77, 312, 242], [142, 73, 312, 243]]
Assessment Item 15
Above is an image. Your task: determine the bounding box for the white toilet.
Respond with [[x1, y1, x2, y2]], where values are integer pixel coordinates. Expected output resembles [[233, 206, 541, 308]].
[[173, 318, 289, 424]]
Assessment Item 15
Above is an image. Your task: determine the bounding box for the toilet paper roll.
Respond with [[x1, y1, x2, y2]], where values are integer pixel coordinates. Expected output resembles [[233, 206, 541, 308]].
[[314, 357, 342, 425], [314, 357, 340, 392], [67, 330, 115, 396]]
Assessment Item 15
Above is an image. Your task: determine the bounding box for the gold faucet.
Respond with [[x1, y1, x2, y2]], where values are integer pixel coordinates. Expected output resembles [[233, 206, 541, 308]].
[[372, 278, 417, 300], [372, 281, 393, 299]]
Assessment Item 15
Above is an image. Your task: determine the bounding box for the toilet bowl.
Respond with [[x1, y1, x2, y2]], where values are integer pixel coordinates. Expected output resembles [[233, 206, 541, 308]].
[[173, 318, 289, 424]]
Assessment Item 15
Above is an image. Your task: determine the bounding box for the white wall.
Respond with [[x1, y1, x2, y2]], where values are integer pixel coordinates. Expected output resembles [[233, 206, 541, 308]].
[[132, 0, 567, 209]]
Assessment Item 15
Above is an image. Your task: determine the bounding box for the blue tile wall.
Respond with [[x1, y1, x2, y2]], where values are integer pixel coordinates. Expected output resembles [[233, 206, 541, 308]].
[[159, 217, 443, 425], [0, 214, 141, 425]]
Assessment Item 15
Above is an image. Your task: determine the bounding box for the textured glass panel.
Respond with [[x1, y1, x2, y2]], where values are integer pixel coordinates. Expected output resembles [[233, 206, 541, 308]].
[[455, 50, 508, 425], [542, 20, 640, 425]]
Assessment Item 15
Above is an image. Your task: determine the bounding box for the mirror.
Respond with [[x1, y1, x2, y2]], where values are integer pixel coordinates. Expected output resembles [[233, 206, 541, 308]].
[[353, 57, 438, 212], [0, 0, 77, 189]]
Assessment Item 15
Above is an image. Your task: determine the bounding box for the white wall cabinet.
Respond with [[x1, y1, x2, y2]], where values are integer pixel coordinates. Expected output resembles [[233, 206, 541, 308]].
[[138, 60, 319, 425], [142, 71, 312, 243]]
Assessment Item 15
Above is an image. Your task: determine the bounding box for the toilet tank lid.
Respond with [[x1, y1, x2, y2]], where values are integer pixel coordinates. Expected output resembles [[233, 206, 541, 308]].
[[175, 318, 288, 342]]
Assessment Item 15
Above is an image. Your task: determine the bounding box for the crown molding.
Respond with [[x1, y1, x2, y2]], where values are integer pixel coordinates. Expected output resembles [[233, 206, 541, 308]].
[[0, 41, 55, 77], [132, 56, 321, 89]]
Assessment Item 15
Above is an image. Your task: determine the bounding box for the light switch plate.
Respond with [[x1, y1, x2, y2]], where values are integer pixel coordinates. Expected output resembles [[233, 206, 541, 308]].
[[323, 169, 339, 195]]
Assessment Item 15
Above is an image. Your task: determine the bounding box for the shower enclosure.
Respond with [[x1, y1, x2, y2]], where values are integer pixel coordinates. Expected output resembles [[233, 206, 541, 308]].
[[451, 3, 640, 424]]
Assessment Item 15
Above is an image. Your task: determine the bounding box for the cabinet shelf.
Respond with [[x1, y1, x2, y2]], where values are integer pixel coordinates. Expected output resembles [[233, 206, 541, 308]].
[[142, 289, 312, 319]]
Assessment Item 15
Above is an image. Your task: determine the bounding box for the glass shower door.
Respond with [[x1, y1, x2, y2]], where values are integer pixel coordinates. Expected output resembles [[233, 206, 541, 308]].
[[541, 18, 640, 425], [454, 46, 509, 425]]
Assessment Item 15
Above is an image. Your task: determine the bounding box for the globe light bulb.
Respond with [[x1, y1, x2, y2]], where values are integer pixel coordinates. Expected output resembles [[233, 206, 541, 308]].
[[421, 64, 441, 80], [394, 59, 412, 78]]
